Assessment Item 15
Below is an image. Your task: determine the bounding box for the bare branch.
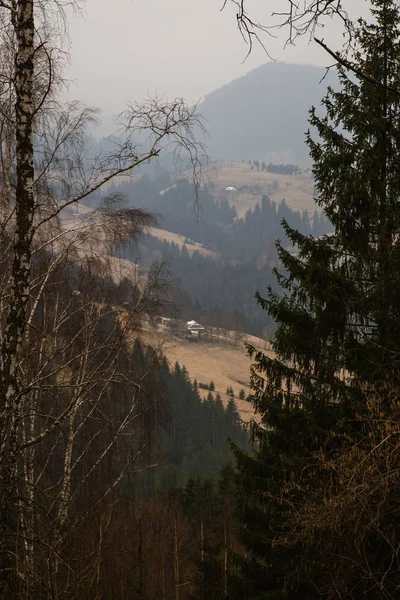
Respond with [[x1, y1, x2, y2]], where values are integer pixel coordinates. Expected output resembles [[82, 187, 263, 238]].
[[221, 0, 354, 57], [314, 36, 400, 96]]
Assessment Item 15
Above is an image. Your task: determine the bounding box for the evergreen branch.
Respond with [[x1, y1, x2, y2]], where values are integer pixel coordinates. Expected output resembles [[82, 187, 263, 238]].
[[315, 37, 400, 97]]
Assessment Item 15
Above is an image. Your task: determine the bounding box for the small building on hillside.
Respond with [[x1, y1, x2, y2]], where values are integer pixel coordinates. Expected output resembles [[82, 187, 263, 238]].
[[185, 320, 205, 339], [154, 316, 170, 326]]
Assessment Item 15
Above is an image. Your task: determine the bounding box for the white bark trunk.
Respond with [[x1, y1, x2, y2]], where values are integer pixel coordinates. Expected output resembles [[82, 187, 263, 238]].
[[0, 0, 35, 551]]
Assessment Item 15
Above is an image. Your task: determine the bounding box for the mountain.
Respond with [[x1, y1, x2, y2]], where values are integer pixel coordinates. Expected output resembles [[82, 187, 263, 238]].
[[199, 61, 335, 167]]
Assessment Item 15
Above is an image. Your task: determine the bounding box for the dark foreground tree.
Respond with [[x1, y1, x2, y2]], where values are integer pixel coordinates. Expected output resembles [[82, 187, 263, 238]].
[[234, 1, 400, 598]]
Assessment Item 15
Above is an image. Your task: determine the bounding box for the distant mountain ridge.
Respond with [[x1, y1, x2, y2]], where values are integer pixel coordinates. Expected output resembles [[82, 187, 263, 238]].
[[200, 61, 335, 167]]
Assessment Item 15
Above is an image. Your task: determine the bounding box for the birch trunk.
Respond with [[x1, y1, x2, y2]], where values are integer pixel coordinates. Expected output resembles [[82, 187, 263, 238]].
[[0, 0, 35, 551]]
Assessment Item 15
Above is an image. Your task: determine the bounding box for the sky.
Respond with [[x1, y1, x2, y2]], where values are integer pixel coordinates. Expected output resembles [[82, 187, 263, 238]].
[[64, 0, 371, 132]]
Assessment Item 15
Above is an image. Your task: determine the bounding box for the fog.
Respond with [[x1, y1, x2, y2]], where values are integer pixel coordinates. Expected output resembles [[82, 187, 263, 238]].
[[65, 0, 371, 130]]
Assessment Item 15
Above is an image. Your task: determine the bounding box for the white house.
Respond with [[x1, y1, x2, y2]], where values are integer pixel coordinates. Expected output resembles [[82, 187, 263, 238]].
[[185, 320, 205, 338]]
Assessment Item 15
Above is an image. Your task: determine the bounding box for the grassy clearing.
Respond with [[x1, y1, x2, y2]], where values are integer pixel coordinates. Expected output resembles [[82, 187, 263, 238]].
[[199, 161, 318, 218], [147, 227, 217, 257], [143, 322, 273, 422]]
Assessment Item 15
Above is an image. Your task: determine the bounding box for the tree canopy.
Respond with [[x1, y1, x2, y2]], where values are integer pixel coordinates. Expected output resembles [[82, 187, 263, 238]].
[[234, 1, 400, 597]]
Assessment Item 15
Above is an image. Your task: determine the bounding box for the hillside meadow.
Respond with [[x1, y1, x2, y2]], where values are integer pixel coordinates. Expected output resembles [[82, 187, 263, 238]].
[[142, 321, 272, 421], [199, 161, 319, 217]]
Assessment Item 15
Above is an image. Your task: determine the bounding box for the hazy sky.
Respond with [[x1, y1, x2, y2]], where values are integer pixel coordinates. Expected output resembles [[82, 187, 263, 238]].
[[65, 0, 370, 128]]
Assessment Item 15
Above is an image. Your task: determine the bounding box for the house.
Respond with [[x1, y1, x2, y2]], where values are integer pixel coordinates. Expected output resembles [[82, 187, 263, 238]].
[[153, 316, 171, 326], [185, 320, 205, 339]]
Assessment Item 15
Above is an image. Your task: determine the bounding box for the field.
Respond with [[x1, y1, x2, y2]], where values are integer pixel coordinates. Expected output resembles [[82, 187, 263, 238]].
[[199, 161, 319, 218], [148, 226, 217, 258], [143, 323, 273, 422]]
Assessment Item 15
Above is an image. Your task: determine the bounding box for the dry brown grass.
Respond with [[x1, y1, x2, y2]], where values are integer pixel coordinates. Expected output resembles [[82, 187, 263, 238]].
[[199, 161, 318, 218], [142, 325, 273, 422], [148, 227, 217, 258]]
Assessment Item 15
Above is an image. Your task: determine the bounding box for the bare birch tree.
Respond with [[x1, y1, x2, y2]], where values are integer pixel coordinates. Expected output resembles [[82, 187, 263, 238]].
[[0, 2, 204, 597]]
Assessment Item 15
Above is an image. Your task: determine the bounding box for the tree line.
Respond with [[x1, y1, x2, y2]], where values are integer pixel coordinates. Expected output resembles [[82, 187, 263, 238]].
[[137, 235, 275, 336], [134, 353, 249, 495], [249, 160, 300, 175], [98, 174, 332, 262], [114, 192, 332, 338]]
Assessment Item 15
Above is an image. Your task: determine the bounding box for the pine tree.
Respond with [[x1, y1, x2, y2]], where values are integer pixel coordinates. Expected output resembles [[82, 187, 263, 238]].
[[234, 2, 400, 597], [226, 386, 234, 398]]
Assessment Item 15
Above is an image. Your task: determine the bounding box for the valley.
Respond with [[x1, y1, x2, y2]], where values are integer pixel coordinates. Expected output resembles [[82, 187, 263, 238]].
[[65, 161, 327, 425]]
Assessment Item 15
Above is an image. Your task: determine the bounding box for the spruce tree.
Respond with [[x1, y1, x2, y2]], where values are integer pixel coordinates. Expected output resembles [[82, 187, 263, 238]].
[[234, 2, 400, 597]]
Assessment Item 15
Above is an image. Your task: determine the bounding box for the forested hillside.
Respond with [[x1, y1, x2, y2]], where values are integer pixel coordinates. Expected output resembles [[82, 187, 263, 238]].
[[198, 62, 336, 166], [106, 175, 332, 336], [135, 355, 249, 494]]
